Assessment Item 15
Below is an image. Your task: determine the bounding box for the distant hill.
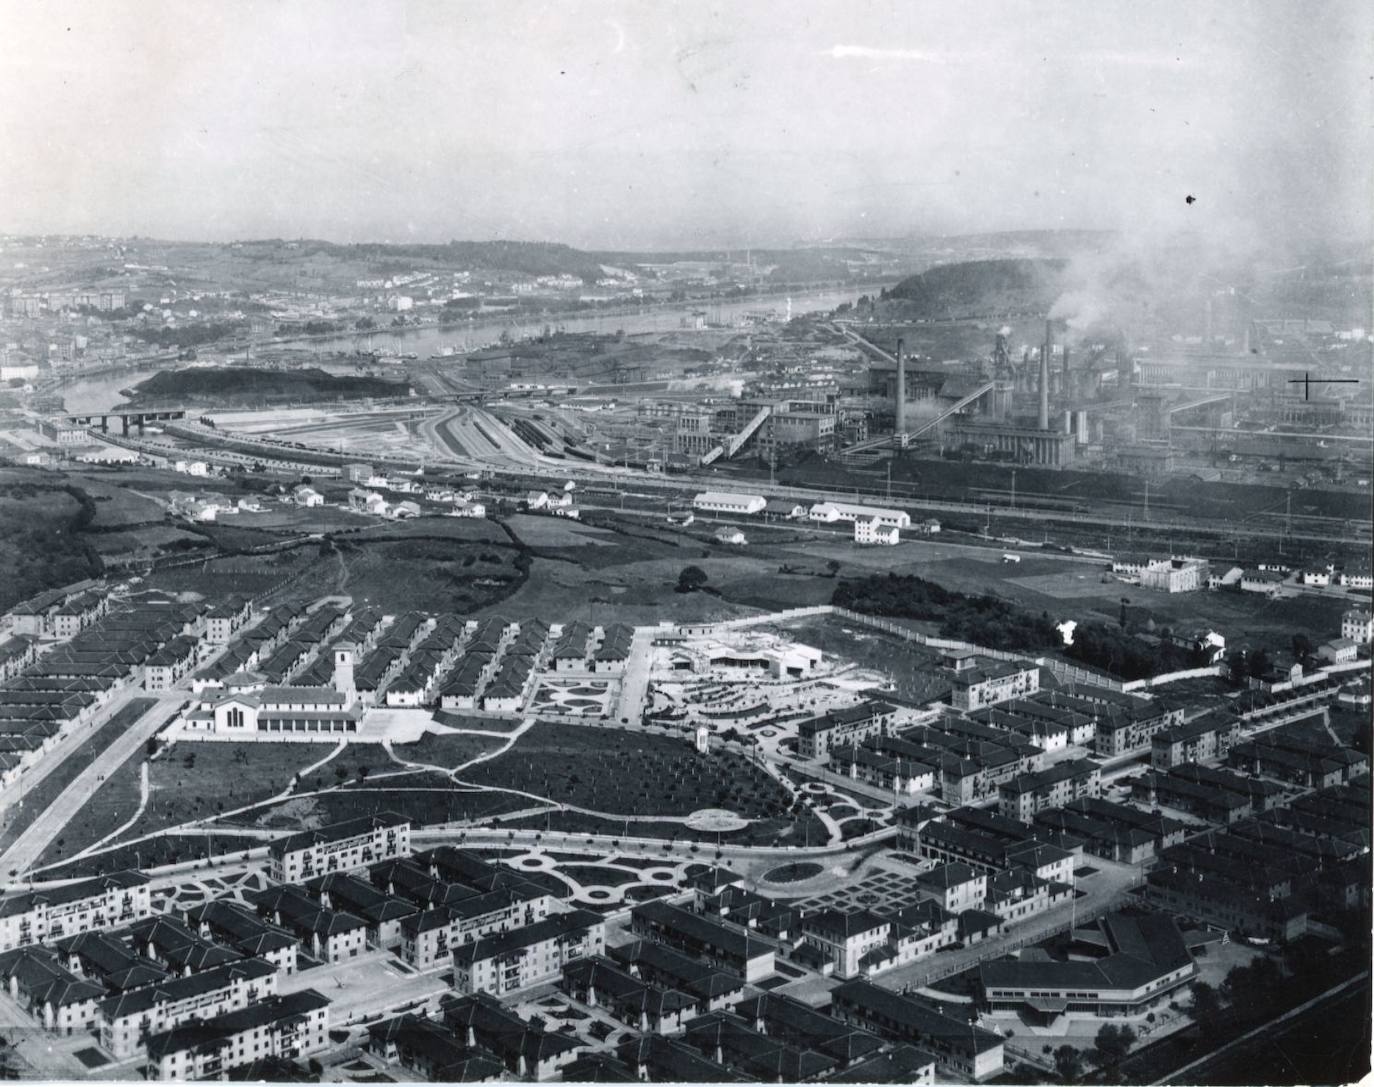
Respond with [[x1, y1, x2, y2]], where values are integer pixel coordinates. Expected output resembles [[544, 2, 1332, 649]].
[[130, 366, 409, 406], [321, 240, 607, 283], [881, 258, 1067, 318]]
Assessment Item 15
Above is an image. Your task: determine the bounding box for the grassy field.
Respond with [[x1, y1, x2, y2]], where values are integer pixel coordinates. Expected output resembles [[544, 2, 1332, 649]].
[[391, 732, 506, 769], [77, 479, 168, 527], [431, 711, 525, 733], [0, 698, 158, 856], [331, 537, 525, 612], [461, 722, 794, 820], [222, 786, 533, 830], [112, 742, 326, 842], [35, 830, 267, 880], [88, 525, 204, 557], [344, 516, 509, 544]]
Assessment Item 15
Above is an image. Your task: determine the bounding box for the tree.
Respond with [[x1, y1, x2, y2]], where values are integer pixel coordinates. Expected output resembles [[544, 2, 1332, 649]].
[[1054, 1045, 1083, 1084], [1247, 647, 1272, 678], [825, 559, 842, 576], [676, 566, 709, 594], [1091, 1024, 1136, 1067], [1291, 633, 1313, 659]]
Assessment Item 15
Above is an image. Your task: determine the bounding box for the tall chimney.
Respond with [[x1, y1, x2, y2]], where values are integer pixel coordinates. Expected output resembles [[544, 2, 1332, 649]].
[[1062, 344, 1071, 399], [895, 338, 906, 437], [1038, 323, 1051, 430]]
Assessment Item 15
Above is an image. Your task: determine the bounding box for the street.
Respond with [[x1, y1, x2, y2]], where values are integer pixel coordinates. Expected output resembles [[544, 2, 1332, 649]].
[[0, 689, 186, 877]]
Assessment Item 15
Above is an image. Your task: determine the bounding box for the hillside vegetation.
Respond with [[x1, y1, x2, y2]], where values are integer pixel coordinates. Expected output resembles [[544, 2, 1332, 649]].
[[881, 258, 1067, 318], [130, 366, 409, 405]]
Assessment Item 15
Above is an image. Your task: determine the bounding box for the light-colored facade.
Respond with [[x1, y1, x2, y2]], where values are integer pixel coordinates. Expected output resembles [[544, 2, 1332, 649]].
[[268, 814, 411, 883]]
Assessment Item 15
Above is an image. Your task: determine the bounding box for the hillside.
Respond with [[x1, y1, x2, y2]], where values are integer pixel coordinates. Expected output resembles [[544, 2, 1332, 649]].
[[129, 366, 410, 406], [880, 258, 1067, 319]]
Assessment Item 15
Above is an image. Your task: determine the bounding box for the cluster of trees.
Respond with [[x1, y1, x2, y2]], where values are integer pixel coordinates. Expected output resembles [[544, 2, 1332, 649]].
[[0, 483, 102, 613], [831, 573, 1059, 652], [677, 565, 709, 593], [1048, 1024, 1137, 1084], [131, 321, 244, 349], [1063, 620, 1212, 681]]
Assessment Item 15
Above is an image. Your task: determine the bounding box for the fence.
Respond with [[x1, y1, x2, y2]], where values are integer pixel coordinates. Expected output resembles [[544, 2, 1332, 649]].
[[1123, 665, 1224, 692]]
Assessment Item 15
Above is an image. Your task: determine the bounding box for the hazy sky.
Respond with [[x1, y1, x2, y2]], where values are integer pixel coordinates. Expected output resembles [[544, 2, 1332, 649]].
[[1, 0, 1369, 250]]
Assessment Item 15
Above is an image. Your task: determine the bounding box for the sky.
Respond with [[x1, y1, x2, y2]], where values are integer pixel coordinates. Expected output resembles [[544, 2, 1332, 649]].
[[0, 0, 1369, 251]]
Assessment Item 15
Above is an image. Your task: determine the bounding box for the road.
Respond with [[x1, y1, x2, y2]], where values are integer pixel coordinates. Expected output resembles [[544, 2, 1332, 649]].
[[0, 689, 144, 827], [0, 689, 187, 877]]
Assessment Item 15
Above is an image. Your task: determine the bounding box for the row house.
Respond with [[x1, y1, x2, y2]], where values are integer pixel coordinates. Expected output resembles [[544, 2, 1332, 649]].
[[0, 872, 152, 952]]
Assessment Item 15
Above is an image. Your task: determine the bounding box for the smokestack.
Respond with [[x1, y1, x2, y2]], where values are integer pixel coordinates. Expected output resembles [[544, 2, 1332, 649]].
[[1038, 323, 1051, 430], [895, 338, 906, 436], [1062, 344, 1070, 398]]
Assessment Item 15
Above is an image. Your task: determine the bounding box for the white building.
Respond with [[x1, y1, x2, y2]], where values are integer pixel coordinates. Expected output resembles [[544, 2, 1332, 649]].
[[1341, 609, 1373, 645], [809, 502, 910, 529], [854, 518, 899, 546], [268, 813, 411, 883], [293, 486, 323, 507], [714, 527, 747, 546], [1140, 557, 1206, 593], [693, 491, 767, 516]]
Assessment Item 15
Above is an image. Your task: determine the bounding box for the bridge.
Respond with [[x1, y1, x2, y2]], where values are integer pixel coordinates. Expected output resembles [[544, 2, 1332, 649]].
[[1166, 392, 1235, 416], [841, 381, 996, 454], [65, 408, 188, 435]]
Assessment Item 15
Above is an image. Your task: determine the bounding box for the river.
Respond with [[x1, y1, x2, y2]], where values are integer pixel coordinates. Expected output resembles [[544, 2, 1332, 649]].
[[53, 285, 882, 414], [301, 284, 882, 357]]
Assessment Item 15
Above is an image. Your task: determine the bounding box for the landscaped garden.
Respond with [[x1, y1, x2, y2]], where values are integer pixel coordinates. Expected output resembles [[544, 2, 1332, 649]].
[[762, 862, 825, 883], [460, 722, 793, 819]]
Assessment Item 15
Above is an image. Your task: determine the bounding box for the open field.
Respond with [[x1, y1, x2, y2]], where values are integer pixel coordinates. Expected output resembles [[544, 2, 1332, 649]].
[[342, 516, 510, 543], [328, 536, 525, 612], [0, 699, 158, 856], [504, 513, 618, 548], [87, 524, 204, 557], [76, 479, 168, 527], [221, 506, 375, 532], [476, 554, 752, 624]]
